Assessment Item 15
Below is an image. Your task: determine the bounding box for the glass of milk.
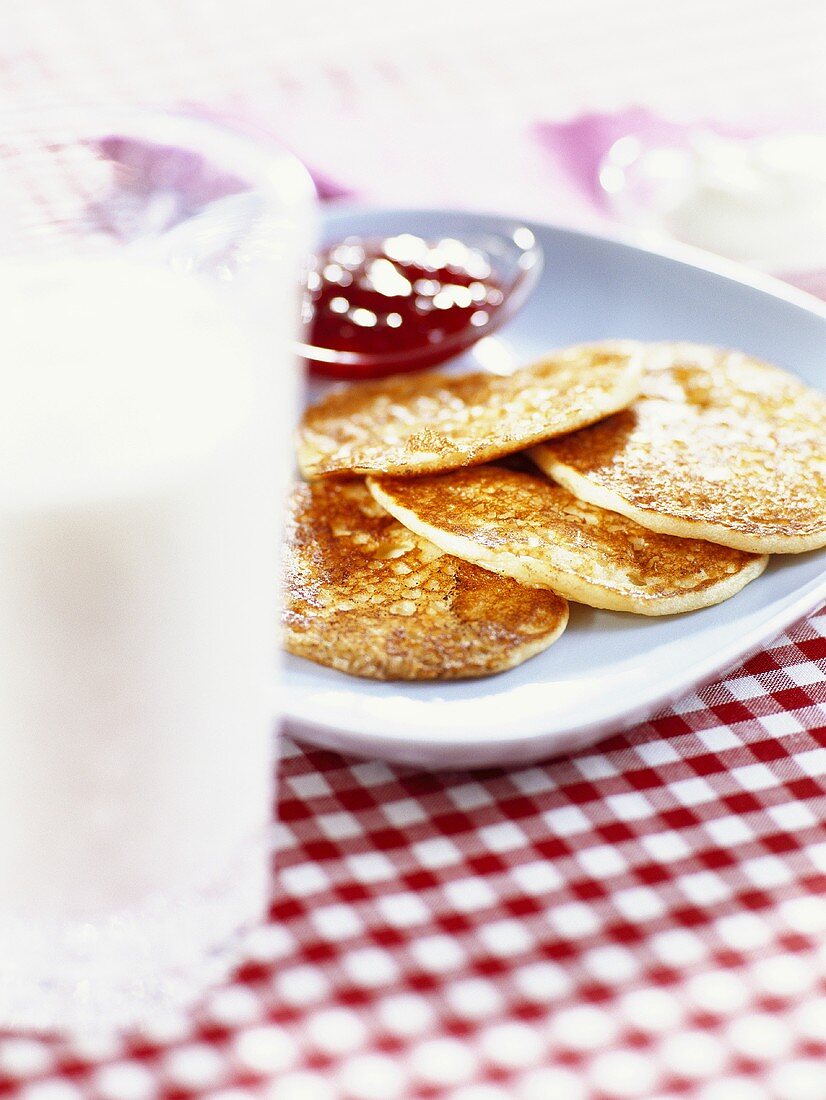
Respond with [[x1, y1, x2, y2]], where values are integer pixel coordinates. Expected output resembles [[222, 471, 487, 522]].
[[0, 109, 314, 1033]]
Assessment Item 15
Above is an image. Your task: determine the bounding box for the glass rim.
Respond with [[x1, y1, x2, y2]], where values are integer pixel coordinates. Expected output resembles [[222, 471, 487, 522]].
[[0, 103, 316, 211]]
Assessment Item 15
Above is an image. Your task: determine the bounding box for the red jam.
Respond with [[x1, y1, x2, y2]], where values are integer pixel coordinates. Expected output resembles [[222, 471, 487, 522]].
[[302, 234, 504, 379]]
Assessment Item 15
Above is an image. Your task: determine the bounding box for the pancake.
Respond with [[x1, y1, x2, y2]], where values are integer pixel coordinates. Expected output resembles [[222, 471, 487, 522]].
[[283, 480, 568, 680], [368, 467, 768, 616], [297, 342, 643, 479], [531, 343, 826, 554]]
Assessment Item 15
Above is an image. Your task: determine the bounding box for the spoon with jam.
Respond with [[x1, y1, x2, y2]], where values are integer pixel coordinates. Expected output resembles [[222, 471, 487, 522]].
[[299, 228, 543, 380]]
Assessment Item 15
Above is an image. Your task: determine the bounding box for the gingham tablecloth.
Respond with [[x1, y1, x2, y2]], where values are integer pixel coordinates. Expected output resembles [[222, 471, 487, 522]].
[[2, 616, 826, 1099], [1, 3, 825, 1097]]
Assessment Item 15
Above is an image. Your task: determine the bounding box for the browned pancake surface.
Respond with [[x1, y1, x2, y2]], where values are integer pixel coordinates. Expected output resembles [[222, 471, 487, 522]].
[[533, 343, 826, 553], [369, 467, 767, 615], [283, 480, 568, 679], [297, 342, 643, 479]]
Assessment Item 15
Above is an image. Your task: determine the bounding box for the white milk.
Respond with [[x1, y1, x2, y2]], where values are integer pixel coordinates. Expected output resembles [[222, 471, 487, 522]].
[[0, 258, 289, 1029]]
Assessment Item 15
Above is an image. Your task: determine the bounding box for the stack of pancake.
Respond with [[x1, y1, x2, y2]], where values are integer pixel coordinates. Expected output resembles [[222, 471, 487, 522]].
[[284, 341, 826, 680]]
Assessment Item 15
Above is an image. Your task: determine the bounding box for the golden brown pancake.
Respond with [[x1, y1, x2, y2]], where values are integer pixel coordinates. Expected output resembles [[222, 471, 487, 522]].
[[297, 342, 643, 479], [283, 480, 568, 680], [368, 467, 768, 615], [532, 343, 826, 554]]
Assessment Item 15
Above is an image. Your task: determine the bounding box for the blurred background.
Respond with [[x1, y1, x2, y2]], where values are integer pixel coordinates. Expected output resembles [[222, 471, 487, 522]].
[[2, 0, 823, 224]]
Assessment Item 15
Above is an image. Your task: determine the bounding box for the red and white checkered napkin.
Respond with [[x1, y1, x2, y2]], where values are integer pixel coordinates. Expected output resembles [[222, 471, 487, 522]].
[[1, 608, 823, 1099]]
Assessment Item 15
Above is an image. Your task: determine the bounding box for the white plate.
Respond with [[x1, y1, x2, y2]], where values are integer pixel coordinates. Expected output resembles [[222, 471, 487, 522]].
[[284, 208, 826, 767]]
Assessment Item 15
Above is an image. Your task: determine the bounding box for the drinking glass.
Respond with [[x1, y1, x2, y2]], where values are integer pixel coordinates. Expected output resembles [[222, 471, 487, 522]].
[[0, 108, 314, 1033]]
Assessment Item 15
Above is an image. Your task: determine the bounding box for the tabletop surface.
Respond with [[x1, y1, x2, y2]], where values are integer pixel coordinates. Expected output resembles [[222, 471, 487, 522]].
[[0, 4, 825, 1098]]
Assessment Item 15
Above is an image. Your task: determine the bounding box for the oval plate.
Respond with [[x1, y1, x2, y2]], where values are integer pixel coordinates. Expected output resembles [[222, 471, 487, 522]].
[[284, 207, 826, 768]]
